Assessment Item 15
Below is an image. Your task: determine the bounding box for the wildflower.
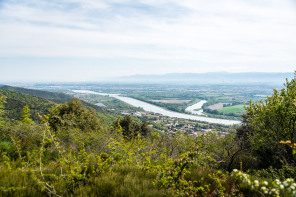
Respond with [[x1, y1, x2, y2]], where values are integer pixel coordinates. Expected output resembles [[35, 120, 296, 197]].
[[287, 178, 294, 182], [254, 180, 259, 187], [284, 181, 289, 187], [263, 181, 268, 186], [270, 188, 278, 194], [261, 186, 268, 194]]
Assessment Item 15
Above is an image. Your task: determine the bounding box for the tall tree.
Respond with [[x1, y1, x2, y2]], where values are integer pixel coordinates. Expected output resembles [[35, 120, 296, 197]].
[[20, 104, 33, 124], [242, 72, 296, 168], [0, 90, 6, 120], [48, 98, 102, 132], [114, 115, 151, 139]]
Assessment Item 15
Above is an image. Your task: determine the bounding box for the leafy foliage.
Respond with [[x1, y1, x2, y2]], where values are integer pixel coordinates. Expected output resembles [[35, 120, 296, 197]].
[[2, 73, 296, 196], [0, 90, 6, 121], [114, 115, 151, 139], [19, 105, 33, 124], [1, 88, 115, 127], [232, 169, 296, 196], [241, 72, 296, 168], [48, 98, 102, 132], [1, 90, 57, 121]]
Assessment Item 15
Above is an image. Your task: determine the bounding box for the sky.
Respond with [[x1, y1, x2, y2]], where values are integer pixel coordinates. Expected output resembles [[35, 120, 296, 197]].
[[0, 0, 296, 82]]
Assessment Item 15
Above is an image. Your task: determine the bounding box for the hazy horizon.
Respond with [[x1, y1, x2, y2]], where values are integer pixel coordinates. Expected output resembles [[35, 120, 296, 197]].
[[1, 0, 296, 82], [0, 71, 294, 85]]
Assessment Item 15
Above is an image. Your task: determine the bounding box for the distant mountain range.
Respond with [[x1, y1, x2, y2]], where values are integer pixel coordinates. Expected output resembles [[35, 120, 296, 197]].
[[114, 72, 294, 85]]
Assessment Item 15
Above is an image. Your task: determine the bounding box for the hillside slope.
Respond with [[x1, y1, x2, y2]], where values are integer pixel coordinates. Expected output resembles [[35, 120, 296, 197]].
[[0, 85, 73, 101], [0, 86, 117, 125], [1, 90, 57, 121]]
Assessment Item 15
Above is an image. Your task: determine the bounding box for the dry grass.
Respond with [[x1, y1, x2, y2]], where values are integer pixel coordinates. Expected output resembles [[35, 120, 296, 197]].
[[207, 103, 225, 110]]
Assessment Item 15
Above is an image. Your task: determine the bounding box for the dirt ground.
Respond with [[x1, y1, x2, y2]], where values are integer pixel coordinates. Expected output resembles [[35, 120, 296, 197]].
[[207, 103, 225, 110]]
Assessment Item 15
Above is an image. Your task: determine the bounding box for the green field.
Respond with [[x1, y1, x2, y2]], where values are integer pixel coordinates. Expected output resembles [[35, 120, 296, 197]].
[[218, 105, 246, 114], [216, 96, 232, 101]]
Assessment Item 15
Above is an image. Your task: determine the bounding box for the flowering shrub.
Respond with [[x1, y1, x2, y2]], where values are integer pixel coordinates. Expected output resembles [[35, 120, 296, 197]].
[[232, 169, 296, 196]]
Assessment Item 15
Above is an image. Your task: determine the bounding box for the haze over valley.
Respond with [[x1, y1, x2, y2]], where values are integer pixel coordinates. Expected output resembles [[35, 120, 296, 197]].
[[1, 0, 296, 196]]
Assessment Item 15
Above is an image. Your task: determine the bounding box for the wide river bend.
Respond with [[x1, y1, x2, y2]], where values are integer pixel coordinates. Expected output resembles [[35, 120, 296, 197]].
[[73, 90, 241, 126]]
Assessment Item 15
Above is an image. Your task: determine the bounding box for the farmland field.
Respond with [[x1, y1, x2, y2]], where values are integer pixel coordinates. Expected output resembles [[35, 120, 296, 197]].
[[207, 103, 225, 110], [218, 105, 246, 114]]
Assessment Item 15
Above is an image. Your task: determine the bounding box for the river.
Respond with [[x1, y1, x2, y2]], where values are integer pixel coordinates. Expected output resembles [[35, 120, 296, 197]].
[[185, 100, 207, 115], [73, 90, 241, 125]]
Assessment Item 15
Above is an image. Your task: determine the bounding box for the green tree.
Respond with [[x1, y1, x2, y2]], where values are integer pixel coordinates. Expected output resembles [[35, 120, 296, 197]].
[[20, 104, 33, 124], [140, 121, 151, 138], [0, 90, 6, 119], [241, 72, 296, 168], [114, 115, 151, 139], [48, 98, 102, 132], [0, 91, 6, 128]]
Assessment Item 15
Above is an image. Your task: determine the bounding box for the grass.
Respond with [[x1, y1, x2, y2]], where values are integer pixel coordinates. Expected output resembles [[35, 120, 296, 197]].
[[216, 97, 232, 101], [74, 165, 175, 197], [0, 162, 175, 197], [218, 105, 246, 114]]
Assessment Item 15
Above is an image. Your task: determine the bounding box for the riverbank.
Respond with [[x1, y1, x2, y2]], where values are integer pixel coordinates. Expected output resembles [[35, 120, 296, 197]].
[[73, 90, 241, 125]]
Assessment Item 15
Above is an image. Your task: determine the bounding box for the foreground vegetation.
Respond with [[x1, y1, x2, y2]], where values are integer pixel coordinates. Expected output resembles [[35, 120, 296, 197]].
[[0, 73, 296, 196]]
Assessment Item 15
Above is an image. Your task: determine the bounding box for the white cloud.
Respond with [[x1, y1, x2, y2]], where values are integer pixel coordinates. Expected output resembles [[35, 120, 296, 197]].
[[0, 0, 295, 79], [61, 0, 110, 9]]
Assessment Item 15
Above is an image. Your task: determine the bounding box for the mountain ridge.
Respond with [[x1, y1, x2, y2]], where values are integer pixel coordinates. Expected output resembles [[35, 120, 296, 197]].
[[112, 72, 294, 85], [0, 86, 112, 122], [0, 85, 73, 101]]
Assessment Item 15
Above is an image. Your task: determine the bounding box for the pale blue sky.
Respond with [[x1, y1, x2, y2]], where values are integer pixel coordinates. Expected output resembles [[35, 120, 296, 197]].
[[0, 0, 296, 82]]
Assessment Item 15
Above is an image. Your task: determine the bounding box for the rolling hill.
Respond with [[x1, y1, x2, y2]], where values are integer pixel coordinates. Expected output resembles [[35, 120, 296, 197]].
[[0, 85, 73, 101], [1, 90, 57, 121], [0, 86, 116, 124]]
